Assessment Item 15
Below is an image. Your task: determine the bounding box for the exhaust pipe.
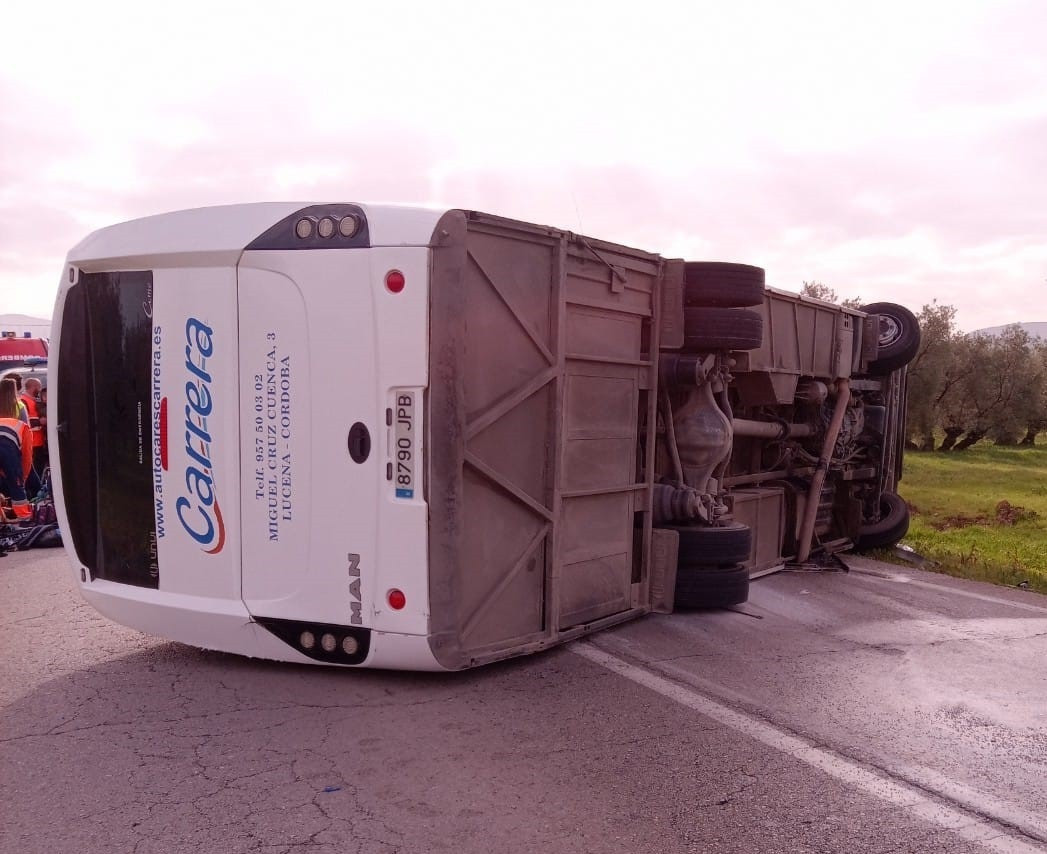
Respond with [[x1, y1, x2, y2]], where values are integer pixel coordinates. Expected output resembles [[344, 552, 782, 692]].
[[796, 378, 850, 563]]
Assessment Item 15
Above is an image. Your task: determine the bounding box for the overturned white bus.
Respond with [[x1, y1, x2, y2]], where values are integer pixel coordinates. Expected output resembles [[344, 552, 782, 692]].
[[50, 204, 918, 670]]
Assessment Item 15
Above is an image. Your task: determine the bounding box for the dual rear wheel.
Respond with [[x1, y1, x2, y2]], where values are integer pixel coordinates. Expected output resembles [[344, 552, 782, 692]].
[[662, 523, 752, 609], [683, 262, 766, 353], [666, 263, 763, 607]]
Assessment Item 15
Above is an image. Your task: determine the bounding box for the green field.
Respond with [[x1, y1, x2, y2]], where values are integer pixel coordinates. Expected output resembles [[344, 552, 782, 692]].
[[897, 444, 1047, 592]]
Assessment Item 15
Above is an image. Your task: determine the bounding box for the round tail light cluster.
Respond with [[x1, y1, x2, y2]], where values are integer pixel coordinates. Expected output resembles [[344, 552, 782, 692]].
[[295, 214, 359, 240], [245, 205, 368, 251], [255, 617, 370, 665]]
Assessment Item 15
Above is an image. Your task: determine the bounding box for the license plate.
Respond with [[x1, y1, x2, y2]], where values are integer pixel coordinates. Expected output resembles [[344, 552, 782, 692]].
[[393, 391, 415, 499]]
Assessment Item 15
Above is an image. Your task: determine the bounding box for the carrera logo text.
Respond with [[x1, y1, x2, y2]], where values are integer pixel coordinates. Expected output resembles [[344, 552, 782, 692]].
[[175, 318, 227, 554]]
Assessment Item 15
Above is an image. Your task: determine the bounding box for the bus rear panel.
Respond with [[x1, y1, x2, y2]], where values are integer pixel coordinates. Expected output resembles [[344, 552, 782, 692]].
[[54, 204, 446, 669]]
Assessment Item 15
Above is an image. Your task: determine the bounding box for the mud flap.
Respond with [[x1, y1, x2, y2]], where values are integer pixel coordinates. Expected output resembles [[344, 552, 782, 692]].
[[650, 527, 680, 614]]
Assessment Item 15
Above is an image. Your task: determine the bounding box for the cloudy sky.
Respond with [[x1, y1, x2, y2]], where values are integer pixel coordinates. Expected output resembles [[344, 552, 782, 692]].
[[2, 0, 1044, 331]]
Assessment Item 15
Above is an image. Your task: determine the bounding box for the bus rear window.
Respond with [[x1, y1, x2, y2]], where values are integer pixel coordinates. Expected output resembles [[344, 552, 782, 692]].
[[57, 272, 159, 588]]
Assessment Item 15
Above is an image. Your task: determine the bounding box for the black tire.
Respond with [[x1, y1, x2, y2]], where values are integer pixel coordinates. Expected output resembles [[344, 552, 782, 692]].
[[683, 307, 763, 352], [675, 564, 750, 609], [862, 302, 920, 375], [684, 262, 765, 308], [855, 491, 910, 551], [664, 522, 752, 567]]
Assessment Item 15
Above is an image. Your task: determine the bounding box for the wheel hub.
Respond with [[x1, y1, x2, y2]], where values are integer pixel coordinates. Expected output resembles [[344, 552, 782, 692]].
[[878, 315, 901, 347]]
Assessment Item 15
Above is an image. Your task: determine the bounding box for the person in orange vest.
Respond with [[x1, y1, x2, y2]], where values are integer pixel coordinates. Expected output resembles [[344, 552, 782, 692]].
[[10, 374, 29, 425], [20, 378, 45, 492], [0, 378, 32, 518], [36, 384, 49, 473]]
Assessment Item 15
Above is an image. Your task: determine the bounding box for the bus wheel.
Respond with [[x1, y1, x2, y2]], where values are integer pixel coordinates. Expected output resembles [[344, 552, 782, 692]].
[[683, 307, 763, 352], [855, 492, 910, 552], [674, 564, 750, 609], [862, 302, 921, 375], [684, 262, 765, 308], [666, 522, 752, 567]]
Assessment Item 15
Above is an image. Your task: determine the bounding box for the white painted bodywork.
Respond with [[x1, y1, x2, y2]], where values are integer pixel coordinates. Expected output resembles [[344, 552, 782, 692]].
[[52, 203, 448, 670]]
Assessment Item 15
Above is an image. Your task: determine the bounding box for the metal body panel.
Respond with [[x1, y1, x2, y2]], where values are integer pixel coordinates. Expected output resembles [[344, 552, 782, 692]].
[[729, 488, 787, 573], [427, 212, 661, 669], [734, 289, 862, 408]]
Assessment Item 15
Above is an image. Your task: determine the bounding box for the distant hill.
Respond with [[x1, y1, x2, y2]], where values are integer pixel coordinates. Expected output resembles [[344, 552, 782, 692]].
[[971, 321, 1047, 339]]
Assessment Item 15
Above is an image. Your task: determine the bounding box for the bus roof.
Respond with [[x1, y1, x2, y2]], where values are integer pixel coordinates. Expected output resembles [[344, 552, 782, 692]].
[[66, 203, 449, 269]]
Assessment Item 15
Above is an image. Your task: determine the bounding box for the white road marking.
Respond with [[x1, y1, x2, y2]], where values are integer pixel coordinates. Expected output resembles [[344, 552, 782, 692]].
[[573, 641, 1047, 854], [844, 565, 1047, 614]]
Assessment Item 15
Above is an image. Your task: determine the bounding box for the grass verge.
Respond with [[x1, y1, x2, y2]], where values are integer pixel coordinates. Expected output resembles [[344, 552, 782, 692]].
[[898, 444, 1047, 594]]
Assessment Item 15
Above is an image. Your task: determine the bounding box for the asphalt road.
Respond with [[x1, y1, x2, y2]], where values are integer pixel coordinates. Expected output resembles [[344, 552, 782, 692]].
[[2, 549, 1046, 854]]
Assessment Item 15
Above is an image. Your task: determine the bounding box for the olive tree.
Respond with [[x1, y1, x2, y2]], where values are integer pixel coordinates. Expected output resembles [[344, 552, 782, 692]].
[[937, 334, 991, 450], [905, 302, 960, 450], [951, 326, 1037, 450], [1011, 339, 1047, 445], [800, 281, 862, 309]]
